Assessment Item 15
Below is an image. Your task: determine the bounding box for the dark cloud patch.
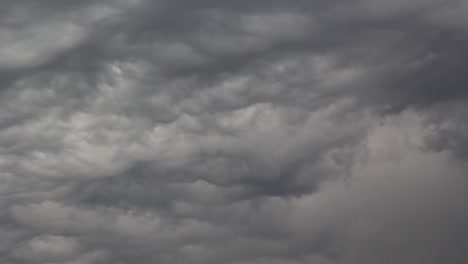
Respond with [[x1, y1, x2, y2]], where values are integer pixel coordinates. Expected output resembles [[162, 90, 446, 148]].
[[1, 0, 468, 263]]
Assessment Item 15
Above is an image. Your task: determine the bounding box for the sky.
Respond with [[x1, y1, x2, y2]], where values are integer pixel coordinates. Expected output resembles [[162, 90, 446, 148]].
[[1, 0, 468, 263]]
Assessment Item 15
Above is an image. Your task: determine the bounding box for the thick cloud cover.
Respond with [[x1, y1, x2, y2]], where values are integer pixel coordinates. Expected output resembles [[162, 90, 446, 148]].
[[1, 0, 468, 263]]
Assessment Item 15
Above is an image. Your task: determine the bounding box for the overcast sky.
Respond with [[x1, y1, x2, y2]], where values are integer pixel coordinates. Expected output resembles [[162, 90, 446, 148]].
[[1, 0, 468, 263]]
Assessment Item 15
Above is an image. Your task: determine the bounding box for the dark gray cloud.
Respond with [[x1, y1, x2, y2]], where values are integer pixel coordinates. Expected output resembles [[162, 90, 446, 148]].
[[1, 0, 468, 263]]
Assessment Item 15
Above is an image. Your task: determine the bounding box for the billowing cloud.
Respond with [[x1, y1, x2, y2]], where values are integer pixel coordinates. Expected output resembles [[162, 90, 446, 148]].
[[1, 0, 467, 263]]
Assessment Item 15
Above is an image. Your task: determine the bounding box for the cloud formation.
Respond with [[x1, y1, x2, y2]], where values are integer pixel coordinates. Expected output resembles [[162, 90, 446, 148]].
[[1, 0, 467, 263]]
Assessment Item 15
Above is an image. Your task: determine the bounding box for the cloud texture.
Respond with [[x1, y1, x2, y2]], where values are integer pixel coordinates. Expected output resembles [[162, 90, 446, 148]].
[[1, 0, 468, 263]]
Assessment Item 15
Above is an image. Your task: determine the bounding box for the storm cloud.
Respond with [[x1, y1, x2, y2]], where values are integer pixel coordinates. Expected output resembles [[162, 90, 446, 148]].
[[1, 0, 468, 263]]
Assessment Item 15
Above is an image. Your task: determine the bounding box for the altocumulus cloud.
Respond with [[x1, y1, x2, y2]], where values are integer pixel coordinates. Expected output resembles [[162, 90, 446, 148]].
[[0, 0, 468, 263]]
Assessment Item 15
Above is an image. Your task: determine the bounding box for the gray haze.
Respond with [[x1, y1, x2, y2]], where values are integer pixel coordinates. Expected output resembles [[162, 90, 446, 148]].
[[1, 0, 468, 263]]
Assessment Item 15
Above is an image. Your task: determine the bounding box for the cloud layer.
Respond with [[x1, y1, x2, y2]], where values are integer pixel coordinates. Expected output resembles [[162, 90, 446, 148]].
[[1, 0, 467, 263]]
